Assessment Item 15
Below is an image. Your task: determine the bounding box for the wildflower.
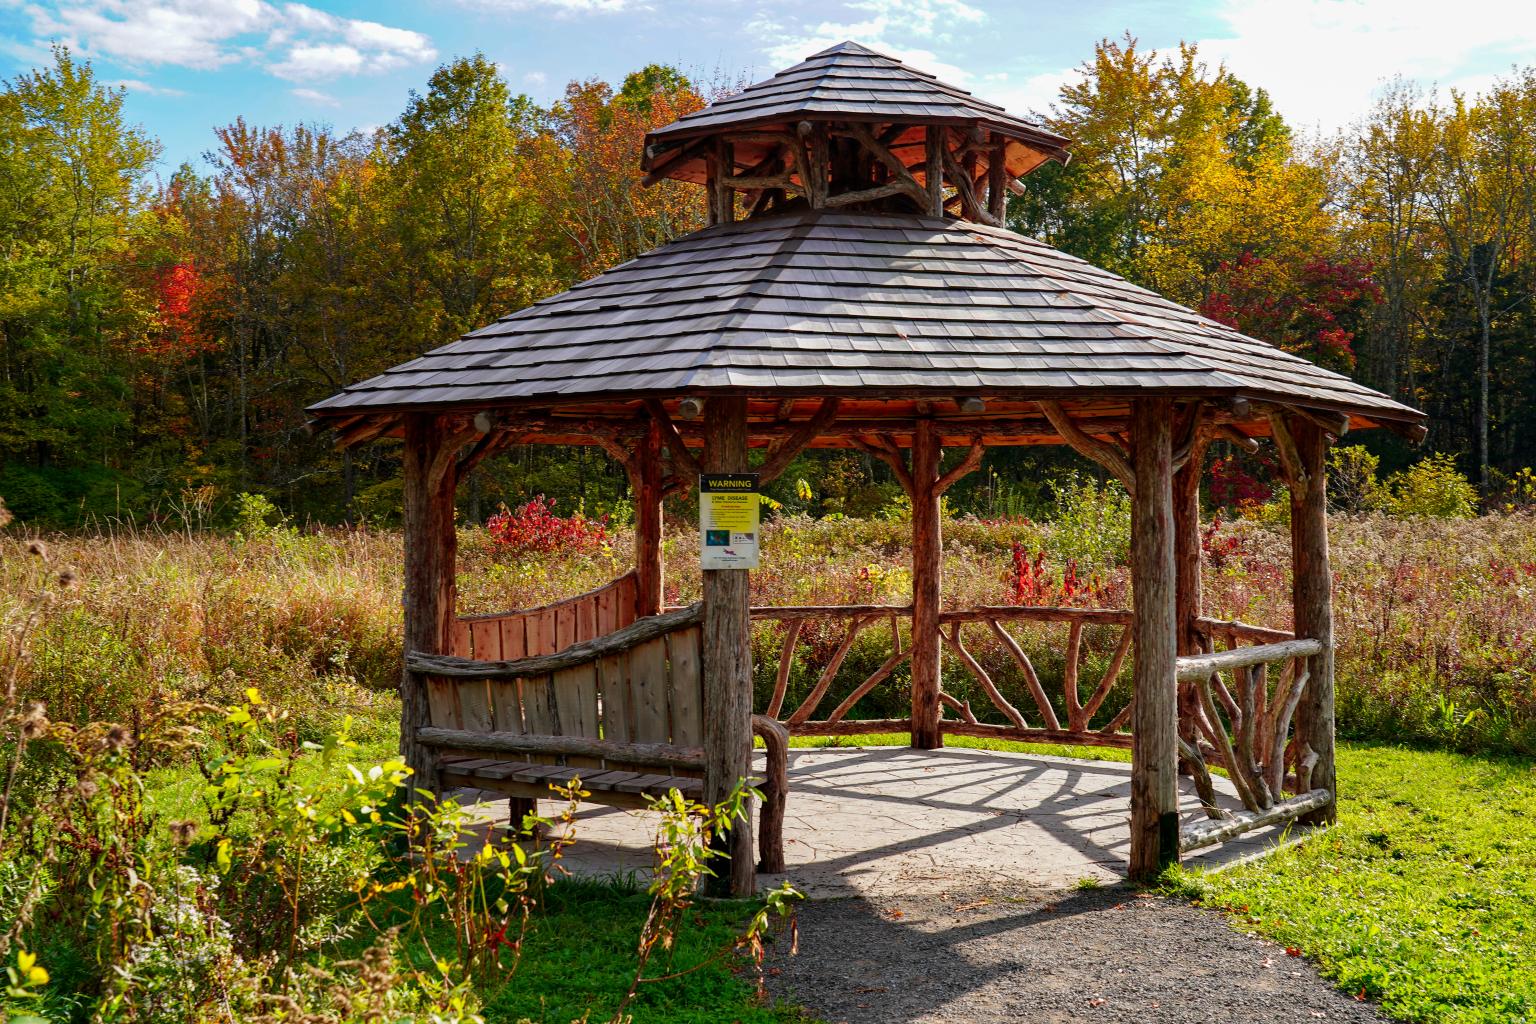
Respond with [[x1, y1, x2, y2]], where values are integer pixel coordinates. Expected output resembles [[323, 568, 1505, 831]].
[[105, 724, 133, 752], [57, 568, 78, 589], [26, 539, 48, 560], [169, 820, 198, 846], [19, 703, 49, 740]]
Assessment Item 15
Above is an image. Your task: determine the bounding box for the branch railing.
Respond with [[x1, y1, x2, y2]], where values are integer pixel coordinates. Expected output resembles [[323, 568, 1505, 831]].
[[753, 605, 1332, 846], [752, 604, 1142, 746]]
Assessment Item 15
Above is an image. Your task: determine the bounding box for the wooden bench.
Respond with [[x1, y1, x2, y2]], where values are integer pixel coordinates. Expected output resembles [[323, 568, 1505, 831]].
[[410, 602, 788, 872]]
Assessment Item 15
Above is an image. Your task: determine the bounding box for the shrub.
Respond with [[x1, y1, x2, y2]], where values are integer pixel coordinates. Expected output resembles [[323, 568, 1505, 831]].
[[1045, 472, 1130, 571], [486, 495, 608, 555], [1381, 453, 1478, 519]]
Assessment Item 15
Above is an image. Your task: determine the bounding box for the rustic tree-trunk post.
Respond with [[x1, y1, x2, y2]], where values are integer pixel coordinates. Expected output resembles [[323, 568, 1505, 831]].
[[910, 417, 943, 749], [634, 417, 665, 618], [1288, 416, 1336, 823], [1173, 430, 1205, 760], [401, 413, 459, 793], [701, 396, 756, 896], [1129, 398, 1179, 880], [925, 126, 944, 216]]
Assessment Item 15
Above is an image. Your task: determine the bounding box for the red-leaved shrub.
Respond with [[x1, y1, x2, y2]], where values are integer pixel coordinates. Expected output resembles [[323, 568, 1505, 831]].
[[486, 496, 607, 556]]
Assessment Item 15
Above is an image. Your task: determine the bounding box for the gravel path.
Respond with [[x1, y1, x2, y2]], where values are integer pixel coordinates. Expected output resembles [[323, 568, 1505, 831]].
[[767, 884, 1384, 1023]]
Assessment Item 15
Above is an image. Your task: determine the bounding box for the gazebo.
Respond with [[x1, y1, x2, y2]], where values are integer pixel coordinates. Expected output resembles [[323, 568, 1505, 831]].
[[310, 42, 1425, 896]]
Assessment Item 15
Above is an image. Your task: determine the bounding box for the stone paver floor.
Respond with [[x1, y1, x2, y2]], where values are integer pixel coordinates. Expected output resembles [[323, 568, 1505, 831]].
[[460, 745, 1311, 896]]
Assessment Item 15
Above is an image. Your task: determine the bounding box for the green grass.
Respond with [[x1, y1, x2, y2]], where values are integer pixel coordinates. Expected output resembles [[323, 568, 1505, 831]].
[[1168, 744, 1536, 1024], [474, 879, 806, 1024]]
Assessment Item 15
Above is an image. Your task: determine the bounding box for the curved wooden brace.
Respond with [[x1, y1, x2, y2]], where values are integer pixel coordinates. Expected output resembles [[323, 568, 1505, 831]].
[[827, 647, 913, 723], [758, 398, 841, 484], [643, 399, 703, 480], [1038, 401, 1135, 491], [985, 619, 1062, 731], [935, 437, 985, 495], [786, 616, 871, 726]]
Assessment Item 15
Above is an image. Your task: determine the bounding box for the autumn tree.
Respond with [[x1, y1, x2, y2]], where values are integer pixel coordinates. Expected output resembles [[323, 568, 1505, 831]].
[[1011, 35, 1331, 307], [520, 64, 707, 281]]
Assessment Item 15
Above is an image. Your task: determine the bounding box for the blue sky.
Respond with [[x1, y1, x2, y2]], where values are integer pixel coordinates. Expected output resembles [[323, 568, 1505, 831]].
[[3, 0, 1534, 171]]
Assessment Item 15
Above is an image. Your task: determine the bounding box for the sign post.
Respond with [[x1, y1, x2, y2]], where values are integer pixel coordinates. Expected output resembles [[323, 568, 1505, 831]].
[[699, 473, 760, 569]]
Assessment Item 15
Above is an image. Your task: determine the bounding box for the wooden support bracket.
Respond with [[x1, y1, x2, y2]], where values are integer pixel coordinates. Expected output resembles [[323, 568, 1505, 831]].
[[1039, 400, 1135, 491]]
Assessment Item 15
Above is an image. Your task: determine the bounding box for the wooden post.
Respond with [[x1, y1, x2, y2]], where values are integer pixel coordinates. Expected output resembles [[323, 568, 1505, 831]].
[[634, 417, 664, 618], [925, 125, 944, 217], [1288, 416, 1336, 824], [714, 139, 735, 225], [701, 396, 755, 896], [1129, 398, 1178, 880], [910, 417, 943, 750], [987, 138, 1007, 222], [401, 413, 459, 792], [1173, 432, 1204, 762]]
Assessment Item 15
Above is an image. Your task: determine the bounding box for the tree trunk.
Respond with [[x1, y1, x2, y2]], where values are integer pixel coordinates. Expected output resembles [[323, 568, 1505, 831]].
[[1288, 417, 1337, 825], [401, 414, 459, 793], [1129, 398, 1178, 880], [701, 397, 755, 897], [909, 418, 943, 750]]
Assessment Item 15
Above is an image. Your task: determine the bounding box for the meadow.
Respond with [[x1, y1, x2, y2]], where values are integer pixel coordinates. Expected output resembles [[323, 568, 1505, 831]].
[[2, 491, 1534, 1022]]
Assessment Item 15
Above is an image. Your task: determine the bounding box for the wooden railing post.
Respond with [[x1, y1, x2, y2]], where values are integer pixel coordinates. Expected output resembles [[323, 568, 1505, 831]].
[[909, 417, 943, 749], [401, 413, 459, 795], [1289, 416, 1336, 824], [634, 417, 665, 618], [1129, 398, 1179, 880], [701, 396, 756, 897]]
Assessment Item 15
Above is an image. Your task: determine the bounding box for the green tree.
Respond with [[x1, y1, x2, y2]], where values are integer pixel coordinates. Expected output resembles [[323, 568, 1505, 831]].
[[0, 46, 159, 520]]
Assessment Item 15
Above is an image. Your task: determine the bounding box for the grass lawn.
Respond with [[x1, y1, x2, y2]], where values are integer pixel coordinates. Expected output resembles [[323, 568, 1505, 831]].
[[1169, 744, 1536, 1024], [474, 879, 805, 1024]]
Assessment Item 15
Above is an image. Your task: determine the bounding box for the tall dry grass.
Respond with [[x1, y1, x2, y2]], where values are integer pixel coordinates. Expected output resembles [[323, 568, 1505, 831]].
[[4, 510, 1532, 752]]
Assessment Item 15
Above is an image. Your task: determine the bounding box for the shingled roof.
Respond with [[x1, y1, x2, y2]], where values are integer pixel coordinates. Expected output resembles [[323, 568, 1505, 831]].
[[309, 209, 1421, 427], [642, 41, 1071, 183]]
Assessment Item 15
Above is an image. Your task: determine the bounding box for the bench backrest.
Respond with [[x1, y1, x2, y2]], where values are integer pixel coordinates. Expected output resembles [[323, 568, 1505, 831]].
[[428, 618, 706, 775], [450, 572, 639, 660]]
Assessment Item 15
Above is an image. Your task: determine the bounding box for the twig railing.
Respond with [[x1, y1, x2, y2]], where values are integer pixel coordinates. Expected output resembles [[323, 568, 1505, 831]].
[[753, 604, 1140, 746]]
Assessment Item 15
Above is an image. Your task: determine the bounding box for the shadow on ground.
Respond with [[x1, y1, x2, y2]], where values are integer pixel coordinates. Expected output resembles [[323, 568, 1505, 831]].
[[765, 883, 1384, 1024]]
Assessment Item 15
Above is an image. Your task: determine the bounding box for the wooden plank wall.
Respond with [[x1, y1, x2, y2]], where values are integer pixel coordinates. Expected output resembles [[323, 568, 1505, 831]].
[[452, 572, 639, 659], [436, 623, 705, 755]]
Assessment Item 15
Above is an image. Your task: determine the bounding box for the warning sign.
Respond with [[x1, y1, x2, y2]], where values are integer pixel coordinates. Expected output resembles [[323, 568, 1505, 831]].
[[700, 473, 760, 569]]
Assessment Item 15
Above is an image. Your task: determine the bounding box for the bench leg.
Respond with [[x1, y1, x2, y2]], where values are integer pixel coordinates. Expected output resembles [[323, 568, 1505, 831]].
[[752, 715, 788, 873], [507, 797, 538, 839]]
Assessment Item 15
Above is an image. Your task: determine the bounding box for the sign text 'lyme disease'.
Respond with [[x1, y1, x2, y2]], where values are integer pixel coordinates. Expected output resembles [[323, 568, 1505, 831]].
[[699, 473, 760, 569]]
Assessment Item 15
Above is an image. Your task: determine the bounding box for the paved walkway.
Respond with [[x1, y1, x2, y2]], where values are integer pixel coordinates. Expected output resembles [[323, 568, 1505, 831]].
[[461, 745, 1312, 895]]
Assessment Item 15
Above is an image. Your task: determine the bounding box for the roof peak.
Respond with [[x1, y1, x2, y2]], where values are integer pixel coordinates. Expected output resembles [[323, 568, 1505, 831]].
[[805, 40, 884, 59]]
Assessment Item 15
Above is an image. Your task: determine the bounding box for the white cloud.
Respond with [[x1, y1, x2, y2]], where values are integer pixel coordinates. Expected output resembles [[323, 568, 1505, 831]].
[[454, 0, 632, 11], [18, 0, 436, 83], [523, 70, 548, 86], [290, 85, 339, 107], [1196, 0, 1536, 132], [753, 0, 988, 92], [112, 77, 187, 95], [982, 0, 1536, 132]]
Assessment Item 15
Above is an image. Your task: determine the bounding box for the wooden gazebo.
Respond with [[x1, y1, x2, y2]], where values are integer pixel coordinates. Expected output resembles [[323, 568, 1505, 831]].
[[310, 42, 1425, 896]]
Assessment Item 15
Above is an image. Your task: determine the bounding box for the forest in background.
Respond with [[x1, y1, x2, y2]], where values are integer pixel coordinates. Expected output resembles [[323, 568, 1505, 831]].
[[2, 36, 1534, 527]]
